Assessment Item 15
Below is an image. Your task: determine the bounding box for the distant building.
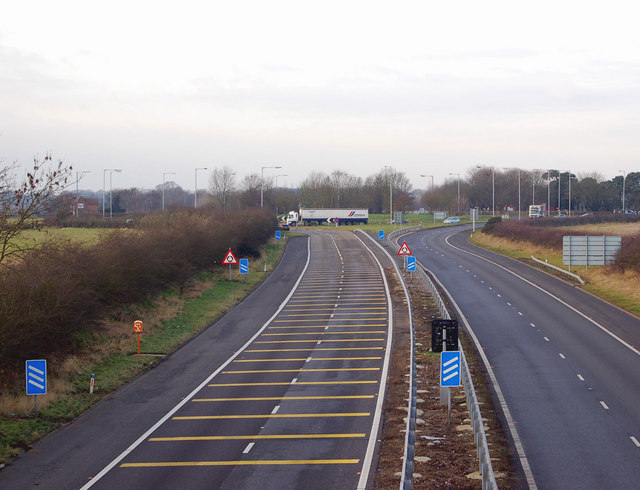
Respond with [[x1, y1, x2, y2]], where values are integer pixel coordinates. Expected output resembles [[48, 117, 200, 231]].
[[72, 196, 100, 215]]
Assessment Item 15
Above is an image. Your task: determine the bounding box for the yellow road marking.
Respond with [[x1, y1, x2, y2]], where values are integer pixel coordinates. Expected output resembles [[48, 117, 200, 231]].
[[277, 313, 387, 317], [208, 381, 378, 387], [283, 307, 387, 311], [173, 413, 370, 420], [149, 433, 366, 442], [192, 395, 375, 402], [267, 324, 386, 329], [234, 357, 381, 362], [262, 331, 385, 336], [254, 339, 385, 343], [245, 347, 384, 352], [222, 368, 380, 373], [274, 318, 385, 323], [121, 459, 360, 467]]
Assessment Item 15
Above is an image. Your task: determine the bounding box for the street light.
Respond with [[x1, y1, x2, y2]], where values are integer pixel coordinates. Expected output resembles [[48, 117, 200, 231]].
[[162, 172, 176, 212], [420, 174, 434, 190], [619, 170, 626, 213], [261, 166, 282, 207], [194, 167, 208, 208], [75, 170, 91, 217], [103, 169, 121, 218], [448, 173, 460, 214]]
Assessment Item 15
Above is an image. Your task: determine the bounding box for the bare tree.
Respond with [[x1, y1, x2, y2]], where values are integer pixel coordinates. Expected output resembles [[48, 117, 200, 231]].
[[0, 154, 73, 263], [209, 166, 236, 211]]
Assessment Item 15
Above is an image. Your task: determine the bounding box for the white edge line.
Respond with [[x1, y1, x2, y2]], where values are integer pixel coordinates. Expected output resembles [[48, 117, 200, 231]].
[[444, 233, 640, 358], [426, 264, 538, 490], [80, 237, 312, 489], [353, 232, 396, 490]]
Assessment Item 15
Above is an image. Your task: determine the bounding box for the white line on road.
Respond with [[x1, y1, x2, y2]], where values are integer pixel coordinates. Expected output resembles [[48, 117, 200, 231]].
[[559, 353, 566, 359], [530, 323, 536, 327], [79, 237, 313, 489], [271, 405, 280, 414], [243, 442, 255, 454], [444, 234, 640, 358], [291, 378, 297, 384], [544, 337, 550, 342], [600, 401, 609, 410], [518, 312, 523, 316], [577, 375, 584, 381], [631, 436, 640, 447]]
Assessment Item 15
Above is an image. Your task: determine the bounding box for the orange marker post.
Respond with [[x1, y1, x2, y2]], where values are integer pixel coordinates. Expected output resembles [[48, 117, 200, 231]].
[[133, 320, 143, 356]]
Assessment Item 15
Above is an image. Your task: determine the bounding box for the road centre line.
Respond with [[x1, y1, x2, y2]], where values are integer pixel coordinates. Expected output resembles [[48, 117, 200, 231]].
[[149, 433, 367, 442], [121, 459, 360, 468], [192, 395, 375, 402], [78, 237, 313, 490], [243, 442, 254, 454], [271, 405, 280, 414], [631, 436, 640, 447]]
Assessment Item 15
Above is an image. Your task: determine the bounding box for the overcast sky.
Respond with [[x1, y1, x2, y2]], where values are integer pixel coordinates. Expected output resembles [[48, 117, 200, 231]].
[[1, 1, 639, 193]]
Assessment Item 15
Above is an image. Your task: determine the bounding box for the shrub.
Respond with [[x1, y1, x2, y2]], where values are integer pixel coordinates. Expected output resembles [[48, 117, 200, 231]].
[[0, 208, 275, 380]]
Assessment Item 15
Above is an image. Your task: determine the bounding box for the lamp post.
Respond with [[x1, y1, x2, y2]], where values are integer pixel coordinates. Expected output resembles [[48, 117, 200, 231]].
[[75, 170, 91, 217], [619, 170, 626, 213], [420, 174, 434, 190], [448, 173, 460, 214], [261, 166, 282, 207], [547, 170, 552, 215], [557, 172, 561, 214], [162, 172, 176, 212], [568, 170, 572, 216], [103, 169, 121, 218], [194, 167, 208, 208]]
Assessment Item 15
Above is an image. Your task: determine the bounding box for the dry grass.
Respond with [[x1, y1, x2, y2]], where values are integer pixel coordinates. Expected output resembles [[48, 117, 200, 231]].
[[471, 231, 640, 317], [563, 222, 640, 236]]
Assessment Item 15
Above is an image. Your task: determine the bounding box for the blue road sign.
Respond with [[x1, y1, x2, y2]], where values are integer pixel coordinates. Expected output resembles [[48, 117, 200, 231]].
[[26, 359, 47, 395], [378, 230, 384, 240], [275, 230, 281, 240], [407, 256, 416, 271], [440, 351, 461, 387], [239, 258, 249, 274]]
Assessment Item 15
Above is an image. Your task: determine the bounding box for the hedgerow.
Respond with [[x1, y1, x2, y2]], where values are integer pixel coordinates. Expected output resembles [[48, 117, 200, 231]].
[[0, 208, 275, 381]]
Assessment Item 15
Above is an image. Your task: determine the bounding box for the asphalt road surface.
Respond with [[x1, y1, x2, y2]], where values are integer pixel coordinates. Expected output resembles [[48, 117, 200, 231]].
[[404, 225, 640, 489], [0, 231, 393, 490]]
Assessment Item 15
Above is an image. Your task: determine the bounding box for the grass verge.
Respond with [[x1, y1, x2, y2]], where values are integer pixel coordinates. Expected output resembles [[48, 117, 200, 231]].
[[0, 239, 288, 464], [469, 231, 640, 317]]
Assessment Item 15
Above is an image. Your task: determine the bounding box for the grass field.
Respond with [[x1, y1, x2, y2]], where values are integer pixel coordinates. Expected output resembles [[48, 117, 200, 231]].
[[11, 227, 109, 248]]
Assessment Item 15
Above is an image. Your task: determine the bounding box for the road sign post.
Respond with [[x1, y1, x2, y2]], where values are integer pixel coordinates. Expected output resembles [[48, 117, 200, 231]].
[[407, 255, 416, 279], [239, 258, 249, 282], [378, 230, 384, 240], [133, 320, 143, 356], [26, 359, 47, 416], [223, 249, 238, 281]]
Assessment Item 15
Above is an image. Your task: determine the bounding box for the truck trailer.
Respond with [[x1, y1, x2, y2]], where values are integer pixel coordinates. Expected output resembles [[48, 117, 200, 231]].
[[286, 208, 369, 226]]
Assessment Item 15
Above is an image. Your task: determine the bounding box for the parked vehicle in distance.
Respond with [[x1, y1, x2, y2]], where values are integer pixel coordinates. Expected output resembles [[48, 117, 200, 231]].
[[554, 213, 567, 218], [443, 216, 460, 224], [278, 223, 290, 231], [529, 204, 546, 218], [623, 209, 636, 215]]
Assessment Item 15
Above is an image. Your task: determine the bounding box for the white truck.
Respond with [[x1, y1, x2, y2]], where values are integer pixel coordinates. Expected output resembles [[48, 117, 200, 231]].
[[286, 208, 369, 226], [529, 204, 546, 218]]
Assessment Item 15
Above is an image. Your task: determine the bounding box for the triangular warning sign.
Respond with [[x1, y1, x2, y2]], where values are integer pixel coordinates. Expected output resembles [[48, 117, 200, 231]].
[[223, 249, 238, 264], [397, 241, 412, 255]]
